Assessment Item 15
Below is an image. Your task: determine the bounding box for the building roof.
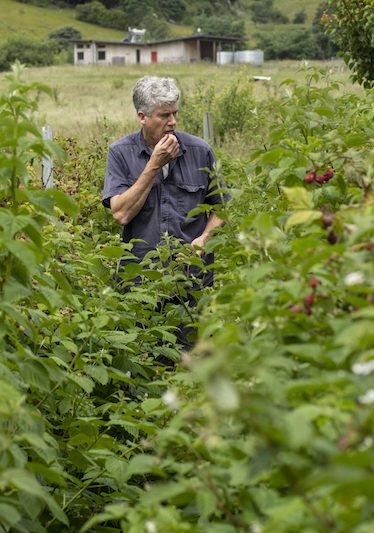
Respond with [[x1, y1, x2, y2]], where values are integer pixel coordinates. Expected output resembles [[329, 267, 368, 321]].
[[73, 35, 242, 46]]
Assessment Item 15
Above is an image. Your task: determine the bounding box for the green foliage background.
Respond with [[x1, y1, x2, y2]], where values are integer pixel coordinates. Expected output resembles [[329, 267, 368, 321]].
[[0, 61, 373, 532]]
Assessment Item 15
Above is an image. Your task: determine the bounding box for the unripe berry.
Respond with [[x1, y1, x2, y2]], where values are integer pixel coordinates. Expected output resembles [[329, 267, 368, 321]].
[[290, 305, 302, 313], [322, 214, 334, 228]]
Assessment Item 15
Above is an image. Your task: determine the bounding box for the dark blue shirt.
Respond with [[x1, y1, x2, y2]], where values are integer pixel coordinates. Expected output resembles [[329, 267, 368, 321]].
[[103, 130, 225, 260]]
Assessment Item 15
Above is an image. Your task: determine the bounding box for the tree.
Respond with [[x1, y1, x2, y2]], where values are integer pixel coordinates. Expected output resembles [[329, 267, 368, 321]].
[[312, 2, 339, 60], [194, 15, 246, 41], [48, 26, 82, 51], [322, 0, 374, 87], [250, 0, 289, 24], [257, 29, 320, 60], [159, 0, 186, 23], [0, 38, 56, 71]]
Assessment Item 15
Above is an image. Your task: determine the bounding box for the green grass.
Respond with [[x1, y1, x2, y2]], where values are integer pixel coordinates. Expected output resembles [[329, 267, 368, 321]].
[[240, 0, 322, 47], [0, 60, 357, 144], [274, 0, 321, 23], [0, 0, 324, 45], [0, 0, 125, 42]]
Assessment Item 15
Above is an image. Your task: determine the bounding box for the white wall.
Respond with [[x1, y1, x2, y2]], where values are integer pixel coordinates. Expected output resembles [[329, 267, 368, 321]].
[[75, 40, 201, 65]]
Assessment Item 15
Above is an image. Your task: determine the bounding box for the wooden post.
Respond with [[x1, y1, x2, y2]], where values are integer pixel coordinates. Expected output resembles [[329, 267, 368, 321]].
[[203, 112, 214, 144], [42, 125, 53, 189]]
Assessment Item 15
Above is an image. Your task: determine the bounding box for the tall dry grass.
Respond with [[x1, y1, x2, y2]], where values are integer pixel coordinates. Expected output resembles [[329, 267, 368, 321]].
[[0, 60, 360, 143]]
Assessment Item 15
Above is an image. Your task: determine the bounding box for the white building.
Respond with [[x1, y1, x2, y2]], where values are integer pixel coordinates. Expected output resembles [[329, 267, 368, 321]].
[[73, 35, 241, 66]]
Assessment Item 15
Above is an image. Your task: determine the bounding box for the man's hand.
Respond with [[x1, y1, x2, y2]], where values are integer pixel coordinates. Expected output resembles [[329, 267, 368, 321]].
[[151, 134, 180, 168], [190, 234, 208, 257]]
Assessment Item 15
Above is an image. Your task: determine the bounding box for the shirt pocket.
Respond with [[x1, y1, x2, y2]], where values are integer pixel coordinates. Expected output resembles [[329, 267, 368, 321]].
[[176, 183, 206, 216]]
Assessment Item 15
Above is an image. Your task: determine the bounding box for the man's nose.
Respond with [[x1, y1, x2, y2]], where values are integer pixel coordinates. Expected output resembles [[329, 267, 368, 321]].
[[168, 114, 177, 126]]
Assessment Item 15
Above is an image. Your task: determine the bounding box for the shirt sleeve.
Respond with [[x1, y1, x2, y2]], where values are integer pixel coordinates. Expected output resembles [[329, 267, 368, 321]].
[[102, 145, 131, 208]]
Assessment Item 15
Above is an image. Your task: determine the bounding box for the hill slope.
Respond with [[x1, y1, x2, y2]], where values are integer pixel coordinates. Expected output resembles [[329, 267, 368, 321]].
[[1, 0, 324, 44], [0, 0, 125, 42]]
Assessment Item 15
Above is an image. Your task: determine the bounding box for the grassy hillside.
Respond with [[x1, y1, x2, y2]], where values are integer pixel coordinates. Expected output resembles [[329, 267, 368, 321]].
[[0, 0, 324, 45], [0, 0, 125, 42], [274, 0, 321, 23]]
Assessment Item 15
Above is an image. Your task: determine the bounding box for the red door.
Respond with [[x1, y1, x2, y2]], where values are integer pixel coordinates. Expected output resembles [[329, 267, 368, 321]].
[[151, 51, 158, 63]]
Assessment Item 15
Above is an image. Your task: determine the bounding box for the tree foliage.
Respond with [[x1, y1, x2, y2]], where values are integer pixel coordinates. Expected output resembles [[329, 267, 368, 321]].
[[250, 0, 289, 24], [0, 38, 57, 71], [323, 0, 374, 87], [194, 15, 246, 41]]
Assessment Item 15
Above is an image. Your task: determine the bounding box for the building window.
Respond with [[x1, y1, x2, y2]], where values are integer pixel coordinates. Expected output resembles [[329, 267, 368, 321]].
[[77, 52, 84, 61], [77, 44, 83, 49], [98, 51, 106, 61]]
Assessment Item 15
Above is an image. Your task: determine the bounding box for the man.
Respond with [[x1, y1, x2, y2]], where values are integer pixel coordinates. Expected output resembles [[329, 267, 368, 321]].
[[102, 76, 227, 349]]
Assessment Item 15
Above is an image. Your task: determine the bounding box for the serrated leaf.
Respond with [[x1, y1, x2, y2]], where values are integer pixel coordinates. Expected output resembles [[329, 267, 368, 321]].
[[141, 482, 187, 505], [100, 246, 126, 258], [282, 187, 314, 209], [285, 210, 321, 231], [196, 488, 216, 518], [45, 189, 79, 217]]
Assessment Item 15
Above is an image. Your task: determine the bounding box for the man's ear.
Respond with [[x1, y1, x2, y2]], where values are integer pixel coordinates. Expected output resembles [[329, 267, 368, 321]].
[[138, 111, 146, 125]]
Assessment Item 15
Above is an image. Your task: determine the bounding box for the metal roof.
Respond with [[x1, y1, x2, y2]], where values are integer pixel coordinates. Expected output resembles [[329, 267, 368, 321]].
[[73, 35, 242, 46]]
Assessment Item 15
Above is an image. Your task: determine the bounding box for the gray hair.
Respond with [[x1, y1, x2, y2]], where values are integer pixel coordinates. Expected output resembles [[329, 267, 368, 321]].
[[133, 76, 180, 116]]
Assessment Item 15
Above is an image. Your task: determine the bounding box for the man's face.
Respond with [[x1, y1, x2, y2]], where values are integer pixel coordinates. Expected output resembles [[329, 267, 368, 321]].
[[139, 103, 179, 148]]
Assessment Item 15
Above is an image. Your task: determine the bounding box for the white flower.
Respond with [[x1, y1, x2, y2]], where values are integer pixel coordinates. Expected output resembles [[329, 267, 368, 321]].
[[238, 232, 246, 244], [344, 271, 364, 286], [162, 390, 179, 409], [145, 521, 157, 533], [358, 390, 374, 405], [352, 360, 374, 375]]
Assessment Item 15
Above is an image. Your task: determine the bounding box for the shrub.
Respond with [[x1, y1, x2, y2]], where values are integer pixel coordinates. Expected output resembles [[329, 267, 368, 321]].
[[193, 15, 246, 43], [76, 1, 128, 30], [0, 37, 57, 71], [323, 0, 374, 87], [293, 9, 306, 23], [256, 29, 320, 60], [250, 0, 289, 24]]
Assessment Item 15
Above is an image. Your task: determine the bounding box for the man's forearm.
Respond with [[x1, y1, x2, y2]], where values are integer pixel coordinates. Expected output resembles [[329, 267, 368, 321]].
[[110, 160, 159, 225], [191, 212, 225, 253], [201, 212, 225, 242]]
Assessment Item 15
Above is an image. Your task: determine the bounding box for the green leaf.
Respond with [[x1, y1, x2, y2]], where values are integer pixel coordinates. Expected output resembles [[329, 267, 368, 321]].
[[101, 331, 138, 349], [3, 277, 32, 303], [285, 210, 321, 231], [343, 133, 368, 147], [85, 364, 109, 385], [141, 482, 187, 505], [282, 187, 314, 209], [208, 375, 240, 412], [45, 189, 79, 217], [0, 503, 21, 527], [196, 488, 216, 518], [100, 246, 127, 258]]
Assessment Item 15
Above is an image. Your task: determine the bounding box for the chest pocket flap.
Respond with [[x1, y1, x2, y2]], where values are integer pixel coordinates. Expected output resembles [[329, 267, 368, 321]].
[[176, 182, 207, 215]]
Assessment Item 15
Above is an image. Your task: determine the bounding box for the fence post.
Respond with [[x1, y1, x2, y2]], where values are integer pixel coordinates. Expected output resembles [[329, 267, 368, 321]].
[[42, 125, 54, 189], [203, 112, 214, 144]]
